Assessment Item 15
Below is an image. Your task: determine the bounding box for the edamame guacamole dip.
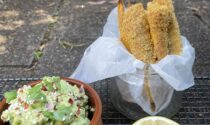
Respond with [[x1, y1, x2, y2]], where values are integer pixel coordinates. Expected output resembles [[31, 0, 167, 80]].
[[1, 76, 92, 125]]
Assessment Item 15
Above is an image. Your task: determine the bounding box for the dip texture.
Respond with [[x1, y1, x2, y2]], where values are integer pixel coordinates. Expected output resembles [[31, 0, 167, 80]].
[[1, 76, 91, 125]]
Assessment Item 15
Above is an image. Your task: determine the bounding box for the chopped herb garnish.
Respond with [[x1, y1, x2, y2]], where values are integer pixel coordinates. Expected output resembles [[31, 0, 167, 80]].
[[4, 90, 17, 103], [42, 111, 54, 120], [28, 84, 46, 102]]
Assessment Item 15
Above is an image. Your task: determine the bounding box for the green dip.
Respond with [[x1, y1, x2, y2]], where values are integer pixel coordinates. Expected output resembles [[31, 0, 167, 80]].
[[1, 76, 92, 125]]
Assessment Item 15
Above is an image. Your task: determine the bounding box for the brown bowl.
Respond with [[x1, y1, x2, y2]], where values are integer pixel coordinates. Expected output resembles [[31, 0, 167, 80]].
[[0, 77, 102, 125]]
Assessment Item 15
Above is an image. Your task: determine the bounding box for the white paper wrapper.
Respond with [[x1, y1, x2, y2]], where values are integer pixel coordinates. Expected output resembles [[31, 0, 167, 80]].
[[71, 8, 195, 115]]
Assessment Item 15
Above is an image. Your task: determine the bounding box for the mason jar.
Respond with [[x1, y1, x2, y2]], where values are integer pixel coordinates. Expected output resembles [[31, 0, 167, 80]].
[[110, 66, 183, 120]]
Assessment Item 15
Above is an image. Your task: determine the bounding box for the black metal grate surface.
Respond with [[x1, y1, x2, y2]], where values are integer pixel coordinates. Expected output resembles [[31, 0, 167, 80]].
[[0, 77, 210, 125]]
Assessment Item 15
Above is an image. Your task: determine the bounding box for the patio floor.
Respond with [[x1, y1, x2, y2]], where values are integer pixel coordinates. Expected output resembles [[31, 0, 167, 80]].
[[0, 0, 209, 78]]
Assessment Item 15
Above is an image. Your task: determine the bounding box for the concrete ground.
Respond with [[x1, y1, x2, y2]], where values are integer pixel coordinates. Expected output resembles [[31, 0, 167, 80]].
[[0, 0, 209, 78]]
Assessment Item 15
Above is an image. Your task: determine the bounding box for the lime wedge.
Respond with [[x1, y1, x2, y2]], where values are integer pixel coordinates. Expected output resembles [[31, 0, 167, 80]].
[[133, 116, 180, 125]]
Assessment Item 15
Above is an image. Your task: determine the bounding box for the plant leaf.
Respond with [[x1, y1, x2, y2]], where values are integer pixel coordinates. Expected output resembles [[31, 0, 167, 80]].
[[34, 50, 43, 60]]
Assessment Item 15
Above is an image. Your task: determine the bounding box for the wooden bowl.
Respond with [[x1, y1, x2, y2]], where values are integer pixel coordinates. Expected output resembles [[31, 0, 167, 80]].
[[0, 77, 102, 125]]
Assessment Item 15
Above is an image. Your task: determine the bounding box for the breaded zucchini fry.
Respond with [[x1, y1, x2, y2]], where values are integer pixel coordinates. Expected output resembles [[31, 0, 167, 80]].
[[147, 1, 172, 61], [169, 14, 182, 55], [153, 0, 182, 55], [123, 3, 156, 63], [118, 0, 131, 51]]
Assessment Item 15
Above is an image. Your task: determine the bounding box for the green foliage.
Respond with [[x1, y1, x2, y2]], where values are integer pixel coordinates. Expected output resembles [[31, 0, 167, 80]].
[[34, 50, 43, 60]]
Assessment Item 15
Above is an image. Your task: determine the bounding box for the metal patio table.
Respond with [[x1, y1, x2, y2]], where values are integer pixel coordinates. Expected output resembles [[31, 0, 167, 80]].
[[0, 77, 210, 125]]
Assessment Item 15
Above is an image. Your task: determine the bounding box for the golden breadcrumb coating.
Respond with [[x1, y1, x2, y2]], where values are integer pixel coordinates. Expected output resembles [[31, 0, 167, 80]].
[[118, 0, 131, 51], [118, 2, 156, 63], [128, 0, 131, 7], [147, 1, 172, 61], [154, 0, 182, 55], [118, 0, 182, 63]]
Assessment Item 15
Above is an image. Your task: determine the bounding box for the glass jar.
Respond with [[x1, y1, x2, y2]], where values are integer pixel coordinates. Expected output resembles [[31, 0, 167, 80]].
[[110, 66, 183, 120]]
